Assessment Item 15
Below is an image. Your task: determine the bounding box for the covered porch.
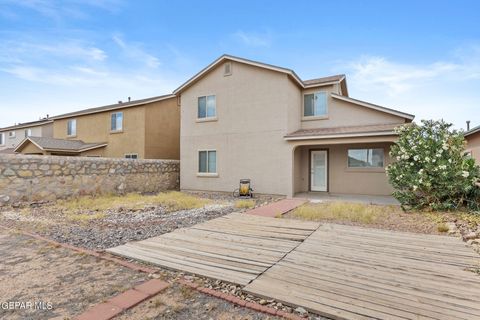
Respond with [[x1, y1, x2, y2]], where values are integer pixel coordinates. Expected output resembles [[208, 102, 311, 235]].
[[286, 124, 403, 197]]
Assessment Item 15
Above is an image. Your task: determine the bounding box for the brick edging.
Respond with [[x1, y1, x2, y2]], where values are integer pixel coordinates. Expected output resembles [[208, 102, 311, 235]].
[[76, 279, 169, 320], [178, 279, 305, 320]]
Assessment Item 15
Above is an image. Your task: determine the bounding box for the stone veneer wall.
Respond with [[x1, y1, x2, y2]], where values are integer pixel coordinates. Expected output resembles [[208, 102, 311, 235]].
[[0, 154, 180, 205]]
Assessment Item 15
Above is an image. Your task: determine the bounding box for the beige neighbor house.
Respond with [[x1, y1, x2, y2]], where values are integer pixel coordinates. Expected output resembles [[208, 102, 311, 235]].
[[465, 125, 480, 163], [0, 118, 53, 154], [175, 55, 415, 197], [15, 95, 180, 159]]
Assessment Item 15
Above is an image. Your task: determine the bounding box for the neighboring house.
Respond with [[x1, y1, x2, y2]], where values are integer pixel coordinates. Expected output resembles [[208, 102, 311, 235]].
[[175, 55, 414, 197], [0, 118, 53, 153], [15, 95, 180, 159], [465, 125, 480, 162]]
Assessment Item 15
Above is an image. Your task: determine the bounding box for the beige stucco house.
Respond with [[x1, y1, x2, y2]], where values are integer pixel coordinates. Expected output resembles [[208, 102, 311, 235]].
[[175, 55, 414, 197], [465, 125, 480, 163], [15, 95, 180, 159], [0, 119, 53, 154]]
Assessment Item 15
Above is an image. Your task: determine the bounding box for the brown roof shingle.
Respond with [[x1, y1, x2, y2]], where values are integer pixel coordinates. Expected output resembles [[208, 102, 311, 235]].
[[26, 136, 107, 152], [303, 74, 345, 86], [284, 123, 406, 139]]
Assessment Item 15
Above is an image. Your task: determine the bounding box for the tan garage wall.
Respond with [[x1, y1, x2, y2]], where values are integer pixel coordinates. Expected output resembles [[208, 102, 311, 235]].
[[466, 132, 480, 163]]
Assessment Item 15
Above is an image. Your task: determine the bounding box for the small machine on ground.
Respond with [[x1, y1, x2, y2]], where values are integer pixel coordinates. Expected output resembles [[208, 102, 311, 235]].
[[233, 179, 254, 198]]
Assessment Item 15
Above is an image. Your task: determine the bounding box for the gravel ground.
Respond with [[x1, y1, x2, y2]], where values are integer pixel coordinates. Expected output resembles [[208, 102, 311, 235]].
[[0, 192, 283, 251]]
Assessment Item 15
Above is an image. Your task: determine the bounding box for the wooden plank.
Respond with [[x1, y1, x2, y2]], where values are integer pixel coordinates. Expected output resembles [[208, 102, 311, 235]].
[[107, 246, 253, 285], [271, 261, 480, 314], [261, 263, 480, 319]]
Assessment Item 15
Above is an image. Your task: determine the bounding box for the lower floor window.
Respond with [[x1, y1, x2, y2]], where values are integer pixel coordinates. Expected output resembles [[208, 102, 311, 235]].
[[199, 150, 216, 173], [125, 153, 138, 159], [348, 148, 384, 168]]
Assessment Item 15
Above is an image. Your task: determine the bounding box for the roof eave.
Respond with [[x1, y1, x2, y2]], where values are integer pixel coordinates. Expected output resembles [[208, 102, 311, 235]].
[[284, 131, 398, 141], [51, 95, 176, 120]]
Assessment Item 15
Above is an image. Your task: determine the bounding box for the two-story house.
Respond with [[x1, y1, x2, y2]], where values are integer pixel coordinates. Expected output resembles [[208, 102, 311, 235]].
[[465, 125, 480, 162], [0, 118, 53, 154], [15, 94, 180, 159], [175, 55, 414, 197]]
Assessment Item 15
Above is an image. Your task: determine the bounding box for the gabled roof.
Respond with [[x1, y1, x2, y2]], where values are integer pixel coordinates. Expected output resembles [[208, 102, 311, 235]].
[[173, 54, 347, 94], [14, 136, 107, 153], [284, 123, 404, 141], [330, 93, 415, 121], [51, 94, 176, 120], [0, 119, 52, 132], [465, 125, 480, 137]]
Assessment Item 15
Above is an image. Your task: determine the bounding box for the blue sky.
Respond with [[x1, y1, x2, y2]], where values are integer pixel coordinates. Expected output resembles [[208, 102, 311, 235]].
[[0, 0, 479, 129]]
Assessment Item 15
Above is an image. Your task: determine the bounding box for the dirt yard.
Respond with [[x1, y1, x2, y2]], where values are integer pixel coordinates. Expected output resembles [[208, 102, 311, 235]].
[[0, 228, 148, 319]]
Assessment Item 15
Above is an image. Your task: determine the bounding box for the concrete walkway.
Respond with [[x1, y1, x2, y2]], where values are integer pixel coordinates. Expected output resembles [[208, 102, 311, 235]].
[[294, 192, 400, 206], [246, 198, 307, 217]]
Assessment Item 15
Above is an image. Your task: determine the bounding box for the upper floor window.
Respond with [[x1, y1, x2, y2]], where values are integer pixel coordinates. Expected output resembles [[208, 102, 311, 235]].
[[224, 62, 232, 76], [304, 92, 327, 118], [348, 148, 384, 168], [8, 131, 15, 138], [24, 129, 32, 138], [111, 112, 123, 131], [67, 119, 77, 136], [198, 95, 216, 119], [199, 150, 217, 173], [0, 133, 4, 145]]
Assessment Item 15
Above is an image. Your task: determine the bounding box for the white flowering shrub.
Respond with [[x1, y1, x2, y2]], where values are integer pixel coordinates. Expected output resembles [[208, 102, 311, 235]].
[[387, 120, 479, 211]]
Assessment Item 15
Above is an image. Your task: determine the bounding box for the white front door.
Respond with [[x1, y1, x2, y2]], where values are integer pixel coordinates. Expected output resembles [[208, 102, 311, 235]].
[[311, 150, 327, 192]]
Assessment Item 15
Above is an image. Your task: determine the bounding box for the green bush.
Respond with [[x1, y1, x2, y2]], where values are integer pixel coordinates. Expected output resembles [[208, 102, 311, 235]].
[[387, 120, 480, 211]]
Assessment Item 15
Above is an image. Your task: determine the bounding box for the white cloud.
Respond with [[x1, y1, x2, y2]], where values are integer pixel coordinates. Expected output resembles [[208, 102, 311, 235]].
[[341, 47, 480, 129], [233, 30, 272, 47], [112, 34, 160, 68]]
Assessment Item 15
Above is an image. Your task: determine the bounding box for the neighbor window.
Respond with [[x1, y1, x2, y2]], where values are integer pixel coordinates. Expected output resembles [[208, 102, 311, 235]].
[[111, 112, 123, 131], [0, 133, 4, 145], [24, 129, 32, 138], [125, 153, 138, 159], [198, 95, 216, 119], [67, 119, 76, 136], [304, 92, 327, 117], [198, 150, 216, 173], [348, 149, 384, 168], [224, 62, 232, 76], [8, 131, 15, 138]]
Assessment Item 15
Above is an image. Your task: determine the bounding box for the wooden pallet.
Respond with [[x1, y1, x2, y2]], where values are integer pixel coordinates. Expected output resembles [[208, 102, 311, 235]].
[[245, 223, 480, 320], [107, 212, 319, 285]]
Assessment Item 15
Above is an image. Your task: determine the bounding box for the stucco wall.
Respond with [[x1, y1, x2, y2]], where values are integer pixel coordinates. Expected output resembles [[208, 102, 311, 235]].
[[144, 98, 180, 159], [0, 154, 179, 206], [293, 142, 394, 196], [53, 106, 147, 158], [180, 61, 295, 195], [466, 132, 480, 163]]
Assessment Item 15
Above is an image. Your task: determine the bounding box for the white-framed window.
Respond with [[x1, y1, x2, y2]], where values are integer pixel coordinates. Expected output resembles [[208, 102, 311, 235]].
[[111, 112, 123, 131], [24, 129, 32, 138], [198, 95, 216, 119], [198, 150, 217, 173], [304, 92, 328, 117], [67, 119, 77, 136], [125, 153, 138, 159], [348, 149, 384, 168], [8, 131, 15, 138], [0, 133, 4, 145]]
